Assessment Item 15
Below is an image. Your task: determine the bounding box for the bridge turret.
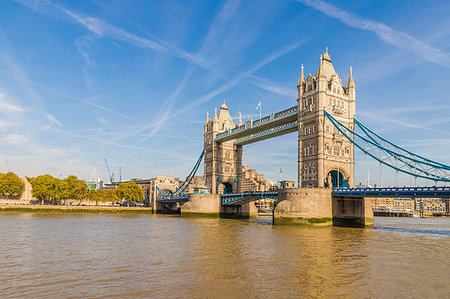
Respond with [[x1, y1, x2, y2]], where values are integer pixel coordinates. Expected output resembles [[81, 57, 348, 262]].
[[298, 48, 355, 189], [346, 66, 356, 100], [204, 102, 242, 195], [297, 64, 305, 99]]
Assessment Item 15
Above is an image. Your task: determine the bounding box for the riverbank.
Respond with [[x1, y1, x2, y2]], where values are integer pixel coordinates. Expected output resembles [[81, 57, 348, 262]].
[[0, 205, 153, 214]]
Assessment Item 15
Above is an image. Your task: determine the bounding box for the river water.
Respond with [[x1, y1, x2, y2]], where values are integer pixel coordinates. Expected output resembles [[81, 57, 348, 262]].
[[0, 213, 448, 298]]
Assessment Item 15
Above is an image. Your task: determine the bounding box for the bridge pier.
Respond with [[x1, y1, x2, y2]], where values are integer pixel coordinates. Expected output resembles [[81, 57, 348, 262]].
[[180, 194, 258, 218], [220, 202, 258, 219], [274, 188, 333, 226], [273, 188, 373, 227], [332, 197, 373, 227], [180, 194, 221, 217]]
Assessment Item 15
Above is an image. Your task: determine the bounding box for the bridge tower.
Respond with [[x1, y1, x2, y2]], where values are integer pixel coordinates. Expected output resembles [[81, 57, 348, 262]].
[[204, 101, 243, 194], [297, 48, 356, 188]]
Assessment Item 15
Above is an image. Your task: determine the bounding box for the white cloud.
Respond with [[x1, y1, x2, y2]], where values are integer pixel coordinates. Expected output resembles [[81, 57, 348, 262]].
[[297, 0, 450, 68], [3, 134, 29, 146], [45, 114, 63, 128], [0, 94, 25, 112]]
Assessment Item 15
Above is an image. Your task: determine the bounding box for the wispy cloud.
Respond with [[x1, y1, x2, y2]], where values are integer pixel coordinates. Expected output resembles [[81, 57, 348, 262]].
[[246, 75, 297, 97], [0, 94, 25, 112], [174, 40, 305, 116], [14, 0, 207, 67], [45, 114, 63, 128], [297, 0, 450, 68]]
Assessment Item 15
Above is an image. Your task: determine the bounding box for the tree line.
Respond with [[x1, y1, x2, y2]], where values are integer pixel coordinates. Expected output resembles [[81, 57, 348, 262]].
[[0, 172, 25, 197], [26, 175, 144, 205]]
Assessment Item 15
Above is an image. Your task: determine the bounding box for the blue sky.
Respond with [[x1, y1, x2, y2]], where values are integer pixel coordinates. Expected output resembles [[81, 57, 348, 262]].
[[0, 0, 449, 186]]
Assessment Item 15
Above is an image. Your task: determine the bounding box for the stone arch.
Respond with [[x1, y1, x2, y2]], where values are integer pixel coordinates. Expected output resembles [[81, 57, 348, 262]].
[[218, 182, 233, 195]]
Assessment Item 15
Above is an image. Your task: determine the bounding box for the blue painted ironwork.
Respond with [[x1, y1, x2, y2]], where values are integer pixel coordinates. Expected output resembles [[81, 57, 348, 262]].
[[221, 191, 279, 205], [234, 120, 298, 145], [324, 109, 450, 182], [333, 186, 450, 198], [156, 195, 189, 203], [215, 106, 298, 143], [156, 150, 204, 199]]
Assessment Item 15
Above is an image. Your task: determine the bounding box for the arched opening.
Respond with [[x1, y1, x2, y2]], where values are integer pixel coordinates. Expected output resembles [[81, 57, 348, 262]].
[[218, 182, 233, 195], [328, 170, 348, 188]]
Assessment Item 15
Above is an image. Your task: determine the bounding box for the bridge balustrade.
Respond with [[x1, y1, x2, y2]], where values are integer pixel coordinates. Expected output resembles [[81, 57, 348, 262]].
[[215, 106, 298, 142]]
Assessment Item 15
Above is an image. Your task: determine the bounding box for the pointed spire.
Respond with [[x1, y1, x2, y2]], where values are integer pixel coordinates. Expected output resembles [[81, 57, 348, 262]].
[[213, 107, 218, 121], [317, 55, 326, 79], [323, 46, 331, 62], [206, 111, 209, 122], [298, 64, 305, 86], [221, 99, 228, 110], [347, 66, 355, 89], [238, 113, 243, 126]]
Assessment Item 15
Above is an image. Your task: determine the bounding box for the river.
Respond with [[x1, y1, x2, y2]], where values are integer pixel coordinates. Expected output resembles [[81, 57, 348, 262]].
[[0, 213, 448, 298]]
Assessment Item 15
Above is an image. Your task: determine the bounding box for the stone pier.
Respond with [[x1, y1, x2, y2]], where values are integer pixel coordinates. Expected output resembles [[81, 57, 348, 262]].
[[332, 197, 373, 227], [274, 188, 333, 226], [220, 202, 258, 219], [180, 194, 221, 217], [180, 194, 258, 219], [273, 188, 373, 227]]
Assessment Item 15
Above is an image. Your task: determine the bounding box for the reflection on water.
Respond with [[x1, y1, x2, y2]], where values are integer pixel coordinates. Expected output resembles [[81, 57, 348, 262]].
[[0, 213, 449, 298]]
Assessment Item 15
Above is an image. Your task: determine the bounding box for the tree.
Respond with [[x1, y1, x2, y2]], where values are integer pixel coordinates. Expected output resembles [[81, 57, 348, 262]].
[[88, 189, 119, 206], [115, 182, 143, 205], [0, 172, 25, 197], [28, 174, 58, 204], [27, 174, 88, 205]]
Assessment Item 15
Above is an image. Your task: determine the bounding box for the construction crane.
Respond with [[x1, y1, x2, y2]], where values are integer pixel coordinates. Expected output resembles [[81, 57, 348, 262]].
[[104, 159, 114, 183], [4, 157, 11, 172]]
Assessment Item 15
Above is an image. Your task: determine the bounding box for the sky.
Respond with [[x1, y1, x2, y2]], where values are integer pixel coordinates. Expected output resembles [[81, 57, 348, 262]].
[[0, 0, 450, 186]]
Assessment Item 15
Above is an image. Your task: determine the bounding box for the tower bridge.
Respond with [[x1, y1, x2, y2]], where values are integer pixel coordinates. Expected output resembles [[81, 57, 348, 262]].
[[155, 48, 450, 226]]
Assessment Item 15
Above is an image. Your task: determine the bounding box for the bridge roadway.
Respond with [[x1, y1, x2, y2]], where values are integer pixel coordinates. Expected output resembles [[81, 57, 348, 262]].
[[156, 187, 450, 205], [215, 106, 298, 145]]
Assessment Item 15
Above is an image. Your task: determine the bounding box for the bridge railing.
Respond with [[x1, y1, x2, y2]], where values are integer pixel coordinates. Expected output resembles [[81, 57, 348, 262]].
[[215, 106, 298, 141], [221, 191, 279, 205], [332, 186, 450, 198]]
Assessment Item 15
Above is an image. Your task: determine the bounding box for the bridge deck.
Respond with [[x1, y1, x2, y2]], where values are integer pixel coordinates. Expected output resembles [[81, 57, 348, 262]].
[[215, 106, 298, 144], [156, 196, 189, 203], [333, 187, 450, 198], [221, 191, 279, 205]]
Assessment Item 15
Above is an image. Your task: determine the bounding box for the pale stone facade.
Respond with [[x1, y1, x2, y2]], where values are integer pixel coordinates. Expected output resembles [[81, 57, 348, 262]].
[[240, 165, 271, 192], [297, 48, 355, 188], [204, 101, 243, 194]]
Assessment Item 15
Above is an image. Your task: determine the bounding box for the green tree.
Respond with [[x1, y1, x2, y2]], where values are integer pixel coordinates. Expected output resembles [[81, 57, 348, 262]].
[[115, 182, 143, 206], [88, 189, 119, 206], [0, 172, 25, 197], [63, 176, 88, 205], [28, 174, 58, 204]]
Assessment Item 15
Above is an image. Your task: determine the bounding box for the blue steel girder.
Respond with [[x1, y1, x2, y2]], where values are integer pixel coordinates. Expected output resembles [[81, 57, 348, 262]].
[[324, 109, 450, 183], [333, 187, 450, 198], [234, 120, 298, 146], [156, 196, 189, 203], [215, 106, 298, 143], [221, 191, 279, 205]]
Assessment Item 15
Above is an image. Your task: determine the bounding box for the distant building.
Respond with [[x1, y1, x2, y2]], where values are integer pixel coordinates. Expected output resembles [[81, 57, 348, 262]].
[[422, 199, 446, 216], [372, 197, 448, 217], [280, 180, 296, 189], [240, 165, 272, 192], [86, 179, 103, 190]]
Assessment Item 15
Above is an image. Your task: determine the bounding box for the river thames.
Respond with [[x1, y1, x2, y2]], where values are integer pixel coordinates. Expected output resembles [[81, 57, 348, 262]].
[[0, 213, 448, 298]]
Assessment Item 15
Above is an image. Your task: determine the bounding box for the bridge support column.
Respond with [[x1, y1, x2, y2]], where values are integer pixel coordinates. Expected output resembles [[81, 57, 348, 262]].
[[220, 202, 258, 219], [180, 194, 221, 217], [274, 188, 333, 226], [273, 188, 373, 227], [332, 197, 373, 227]]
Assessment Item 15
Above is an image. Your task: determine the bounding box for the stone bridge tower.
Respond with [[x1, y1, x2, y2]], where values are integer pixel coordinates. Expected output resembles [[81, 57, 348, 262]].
[[297, 48, 356, 188], [204, 101, 243, 194]]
